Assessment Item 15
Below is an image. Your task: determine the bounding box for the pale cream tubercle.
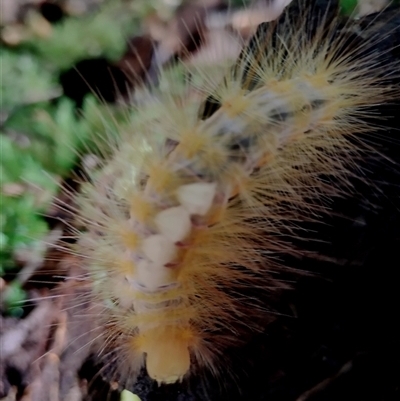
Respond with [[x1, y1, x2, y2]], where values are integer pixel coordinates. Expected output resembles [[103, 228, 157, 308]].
[[176, 182, 218, 216], [154, 206, 192, 243], [136, 259, 177, 291], [141, 234, 177, 266]]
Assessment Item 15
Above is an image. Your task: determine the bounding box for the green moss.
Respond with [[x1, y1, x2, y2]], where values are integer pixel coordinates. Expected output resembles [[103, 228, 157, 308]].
[[25, 1, 140, 69], [0, 49, 57, 112]]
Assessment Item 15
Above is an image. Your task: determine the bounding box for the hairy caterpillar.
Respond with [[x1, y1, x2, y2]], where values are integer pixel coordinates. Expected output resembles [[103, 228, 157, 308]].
[[61, 0, 400, 399]]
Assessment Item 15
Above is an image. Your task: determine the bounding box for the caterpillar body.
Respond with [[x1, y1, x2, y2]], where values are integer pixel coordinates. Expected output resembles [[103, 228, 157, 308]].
[[69, 0, 400, 399]]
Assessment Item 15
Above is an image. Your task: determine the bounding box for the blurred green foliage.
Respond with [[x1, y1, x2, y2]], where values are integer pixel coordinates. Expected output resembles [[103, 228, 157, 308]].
[[339, 0, 358, 14], [1, 93, 130, 315], [0, 1, 147, 311], [1, 98, 85, 274], [1, 95, 128, 266], [1, 49, 58, 112], [25, 2, 135, 69], [1, 281, 27, 317], [0, 134, 54, 273]]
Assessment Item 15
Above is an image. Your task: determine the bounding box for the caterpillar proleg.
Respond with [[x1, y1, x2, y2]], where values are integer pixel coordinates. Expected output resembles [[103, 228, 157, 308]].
[[68, 0, 400, 398]]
